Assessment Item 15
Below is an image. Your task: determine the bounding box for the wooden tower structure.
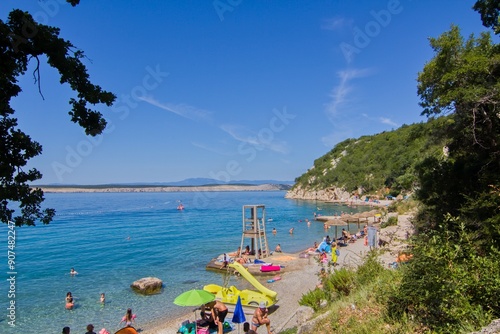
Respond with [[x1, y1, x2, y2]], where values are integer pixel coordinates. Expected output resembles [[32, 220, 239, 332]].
[[240, 205, 270, 259]]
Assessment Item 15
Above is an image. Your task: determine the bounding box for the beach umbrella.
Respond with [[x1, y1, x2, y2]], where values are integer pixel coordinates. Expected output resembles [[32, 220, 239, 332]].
[[326, 219, 347, 242], [173, 289, 215, 307], [231, 295, 246, 333]]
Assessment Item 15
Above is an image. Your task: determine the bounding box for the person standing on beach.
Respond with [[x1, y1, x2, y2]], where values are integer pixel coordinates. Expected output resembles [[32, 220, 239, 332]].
[[331, 242, 339, 266], [207, 300, 228, 334], [120, 308, 136, 327]]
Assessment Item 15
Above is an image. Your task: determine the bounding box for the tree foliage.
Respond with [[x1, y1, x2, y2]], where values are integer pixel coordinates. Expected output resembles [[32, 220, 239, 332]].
[[292, 119, 446, 197], [473, 0, 500, 34], [0, 2, 115, 226], [391, 9, 500, 332], [414, 25, 500, 250]]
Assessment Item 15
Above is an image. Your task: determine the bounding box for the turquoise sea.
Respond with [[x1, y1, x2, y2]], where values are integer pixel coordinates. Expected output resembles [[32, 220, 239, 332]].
[[0, 191, 366, 334]]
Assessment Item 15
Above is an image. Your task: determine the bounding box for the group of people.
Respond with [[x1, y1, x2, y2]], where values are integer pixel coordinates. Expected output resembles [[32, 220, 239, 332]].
[[64, 279, 135, 333], [200, 300, 229, 334], [65, 291, 106, 310], [198, 300, 273, 334]]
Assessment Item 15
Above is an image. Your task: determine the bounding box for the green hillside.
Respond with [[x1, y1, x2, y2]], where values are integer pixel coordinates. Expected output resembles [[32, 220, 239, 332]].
[[292, 116, 450, 197]]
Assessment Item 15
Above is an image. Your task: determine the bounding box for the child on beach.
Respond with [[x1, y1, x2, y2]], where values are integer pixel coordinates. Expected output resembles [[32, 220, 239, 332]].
[[120, 308, 136, 327]]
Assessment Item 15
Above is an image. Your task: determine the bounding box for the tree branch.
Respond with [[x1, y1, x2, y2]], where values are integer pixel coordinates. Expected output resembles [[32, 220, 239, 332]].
[[31, 56, 45, 100]]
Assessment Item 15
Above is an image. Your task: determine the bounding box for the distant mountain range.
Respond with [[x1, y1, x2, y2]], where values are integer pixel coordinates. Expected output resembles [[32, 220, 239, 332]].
[[38, 178, 295, 187]]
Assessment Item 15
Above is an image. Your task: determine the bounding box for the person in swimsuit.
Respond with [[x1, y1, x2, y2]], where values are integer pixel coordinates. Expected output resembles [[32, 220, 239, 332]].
[[65, 292, 74, 310], [62, 327, 70, 334], [119, 308, 136, 327], [207, 300, 228, 334], [100, 293, 105, 304], [252, 301, 272, 334]]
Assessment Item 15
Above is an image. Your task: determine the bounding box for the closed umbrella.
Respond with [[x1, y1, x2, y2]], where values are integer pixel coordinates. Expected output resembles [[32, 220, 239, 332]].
[[231, 295, 246, 333]]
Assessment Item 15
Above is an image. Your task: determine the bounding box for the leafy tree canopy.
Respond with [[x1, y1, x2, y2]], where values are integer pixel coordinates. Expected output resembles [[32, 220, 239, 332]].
[[415, 24, 500, 250], [0, 1, 115, 226], [473, 0, 500, 34], [292, 118, 446, 197]]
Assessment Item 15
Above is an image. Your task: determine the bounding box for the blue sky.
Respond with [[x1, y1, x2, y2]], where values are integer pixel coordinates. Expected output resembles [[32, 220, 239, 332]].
[[1, 0, 491, 185]]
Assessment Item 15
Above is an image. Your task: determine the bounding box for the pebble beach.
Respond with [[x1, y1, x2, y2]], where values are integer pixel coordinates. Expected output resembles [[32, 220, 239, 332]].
[[140, 213, 414, 334]]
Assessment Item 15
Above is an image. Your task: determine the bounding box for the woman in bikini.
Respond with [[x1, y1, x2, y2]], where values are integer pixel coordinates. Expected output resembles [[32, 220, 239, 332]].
[[65, 292, 74, 310]]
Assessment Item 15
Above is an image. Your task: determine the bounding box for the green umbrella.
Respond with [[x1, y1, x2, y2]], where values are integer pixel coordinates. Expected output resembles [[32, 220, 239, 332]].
[[173, 289, 215, 307]]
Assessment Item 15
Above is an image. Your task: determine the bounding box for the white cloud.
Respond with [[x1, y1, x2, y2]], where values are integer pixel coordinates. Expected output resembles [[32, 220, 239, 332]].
[[379, 117, 398, 127], [321, 17, 353, 31], [220, 124, 289, 154], [325, 68, 372, 119], [139, 96, 213, 123]]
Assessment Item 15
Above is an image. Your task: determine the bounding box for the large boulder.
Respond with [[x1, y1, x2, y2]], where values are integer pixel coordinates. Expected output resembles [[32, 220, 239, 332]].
[[130, 277, 163, 295]]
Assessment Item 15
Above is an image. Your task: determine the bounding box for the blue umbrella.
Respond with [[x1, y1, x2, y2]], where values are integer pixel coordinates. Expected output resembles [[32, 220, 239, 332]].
[[232, 295, 246, 333]]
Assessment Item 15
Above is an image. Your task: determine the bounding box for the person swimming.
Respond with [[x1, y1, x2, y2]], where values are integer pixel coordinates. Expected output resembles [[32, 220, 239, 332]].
[[70, 268, 78, 276]]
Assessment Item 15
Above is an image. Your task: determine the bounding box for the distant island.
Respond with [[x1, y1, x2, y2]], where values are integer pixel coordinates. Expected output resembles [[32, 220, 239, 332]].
[[36, 179, 293, 193]]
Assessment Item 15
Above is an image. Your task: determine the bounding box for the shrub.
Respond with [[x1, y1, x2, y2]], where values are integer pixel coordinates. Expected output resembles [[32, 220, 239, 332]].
[[387, 216, 499, 332], [299, 287, 327, 312], [381, 216, 398, 228]]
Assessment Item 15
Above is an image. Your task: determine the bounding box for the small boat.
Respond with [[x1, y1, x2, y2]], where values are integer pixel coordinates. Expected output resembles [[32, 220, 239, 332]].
[[267, 218, 273, 222]]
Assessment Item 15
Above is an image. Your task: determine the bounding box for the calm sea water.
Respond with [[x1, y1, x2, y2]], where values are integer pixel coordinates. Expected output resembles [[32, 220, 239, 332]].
[[0, 191, 365, 334]]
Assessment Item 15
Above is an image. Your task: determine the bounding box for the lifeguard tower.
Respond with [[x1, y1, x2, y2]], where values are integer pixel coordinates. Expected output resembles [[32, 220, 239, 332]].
[[240, 205, 270, 259]]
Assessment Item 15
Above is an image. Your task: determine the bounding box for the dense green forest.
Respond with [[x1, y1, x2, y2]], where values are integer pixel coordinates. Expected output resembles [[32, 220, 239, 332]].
[[292, 116, 449, 198]]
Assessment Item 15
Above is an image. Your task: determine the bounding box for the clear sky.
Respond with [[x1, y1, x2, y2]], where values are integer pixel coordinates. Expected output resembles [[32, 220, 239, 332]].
[[0, 0, 492, 185]]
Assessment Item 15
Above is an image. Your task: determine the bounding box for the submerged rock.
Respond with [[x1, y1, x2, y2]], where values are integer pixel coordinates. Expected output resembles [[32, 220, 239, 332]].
[[131, 277, 163, 295]]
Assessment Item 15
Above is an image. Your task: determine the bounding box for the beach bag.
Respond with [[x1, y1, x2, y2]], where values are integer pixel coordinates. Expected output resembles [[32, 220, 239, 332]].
[[196, 328, 209, 334]]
